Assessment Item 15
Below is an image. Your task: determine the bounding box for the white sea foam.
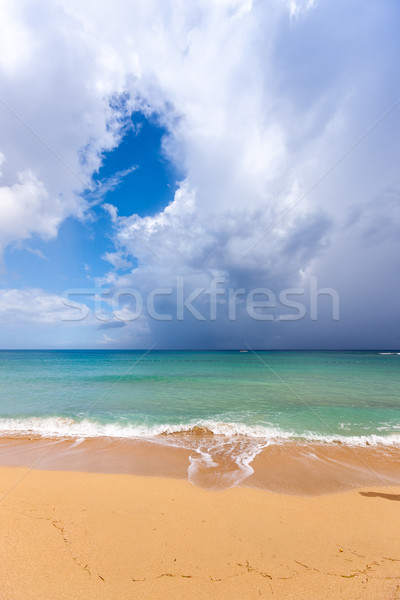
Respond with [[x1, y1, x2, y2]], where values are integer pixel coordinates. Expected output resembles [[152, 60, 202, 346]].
[[0, 416, 399, 447], [186, 436, 269, 488]]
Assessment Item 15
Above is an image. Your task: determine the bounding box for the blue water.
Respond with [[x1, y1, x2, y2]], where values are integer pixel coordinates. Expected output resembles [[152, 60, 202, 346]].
[[0, 350, 399, 445]]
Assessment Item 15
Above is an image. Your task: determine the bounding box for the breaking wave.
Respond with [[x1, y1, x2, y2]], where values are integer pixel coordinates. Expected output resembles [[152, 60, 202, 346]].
[[0, 416, 399, 446]]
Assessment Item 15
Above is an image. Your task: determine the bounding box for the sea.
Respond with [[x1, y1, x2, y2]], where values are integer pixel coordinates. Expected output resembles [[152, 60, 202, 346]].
[[0, 350, 399, 488]]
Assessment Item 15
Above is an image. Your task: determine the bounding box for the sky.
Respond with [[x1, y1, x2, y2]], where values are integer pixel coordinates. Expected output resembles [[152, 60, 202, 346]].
[[0, 0, 399, 349]]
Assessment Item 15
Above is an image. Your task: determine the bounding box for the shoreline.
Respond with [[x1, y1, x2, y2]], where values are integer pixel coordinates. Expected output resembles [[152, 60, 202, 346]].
[[0, 466, 399, 599], [0, 434, 399, 494]]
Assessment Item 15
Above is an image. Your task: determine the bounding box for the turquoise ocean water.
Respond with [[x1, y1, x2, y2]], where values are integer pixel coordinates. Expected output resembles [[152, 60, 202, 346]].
[[0, 350, 399, 445]]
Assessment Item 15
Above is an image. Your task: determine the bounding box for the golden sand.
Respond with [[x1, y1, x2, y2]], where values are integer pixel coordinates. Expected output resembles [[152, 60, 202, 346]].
[[0, 467, 399, 599]]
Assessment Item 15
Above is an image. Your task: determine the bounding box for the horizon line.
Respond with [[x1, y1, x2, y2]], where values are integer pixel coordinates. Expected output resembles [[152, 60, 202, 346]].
[[0, 348, 398, 352]]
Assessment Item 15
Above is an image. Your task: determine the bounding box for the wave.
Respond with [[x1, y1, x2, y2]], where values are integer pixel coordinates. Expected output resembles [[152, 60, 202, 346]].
[[0, 416, 399, 447]]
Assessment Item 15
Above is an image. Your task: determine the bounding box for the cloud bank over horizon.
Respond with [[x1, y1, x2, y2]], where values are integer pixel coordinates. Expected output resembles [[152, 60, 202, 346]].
[[0, 0, 399, 349]]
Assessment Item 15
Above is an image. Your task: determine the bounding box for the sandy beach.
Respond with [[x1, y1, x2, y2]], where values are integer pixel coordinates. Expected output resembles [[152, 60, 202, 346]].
[[0, 466, 399, 599]]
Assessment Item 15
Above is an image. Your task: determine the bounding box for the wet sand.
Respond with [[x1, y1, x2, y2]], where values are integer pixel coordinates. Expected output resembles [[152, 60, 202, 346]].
[[0, 467, 399, 599], [0, 435, 399, 493]]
